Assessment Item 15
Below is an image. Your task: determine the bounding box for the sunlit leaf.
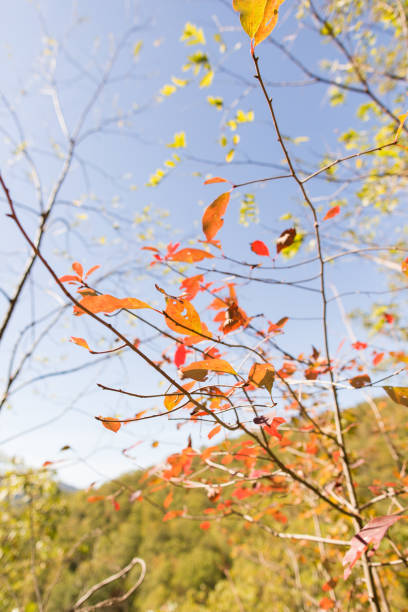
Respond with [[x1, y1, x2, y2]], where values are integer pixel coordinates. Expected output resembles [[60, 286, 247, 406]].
[[202, 192, 231, 241], [72, 262, 83, 278], [99, 417, 121, 433], [248, 362, 275, 394], [73, 294, 151, 316], [323, 205, 340, 221], [349, 374, 371, 388], [180, 358, 237, 381], [70, 336, 90, 350], [165, 298, 211, 343], [203, 177, 228, 185], [250, 240, 269, 256], [164, 381, 196, 411], [208, 424, 221, 439], [168, 248, 214, 263], [276, 228, 296, 254]]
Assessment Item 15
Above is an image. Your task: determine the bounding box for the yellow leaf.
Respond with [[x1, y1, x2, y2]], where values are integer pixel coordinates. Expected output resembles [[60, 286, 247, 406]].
[[225, 149, 235, 163], [200, 70, 214, 88], [180, 359, 237, 381], [167, 131, 187, 149], [233, 0, 268, 38], [133, 41, 143, 57], [160, 84, 177, 96]]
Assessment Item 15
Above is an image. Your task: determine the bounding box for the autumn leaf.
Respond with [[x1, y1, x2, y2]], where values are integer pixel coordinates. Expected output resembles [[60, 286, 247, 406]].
[[99, 417, 121, 433], [87, 495, 105, 503], [396, 111, 408, 140], [248, 362, 275, 394], [352, 341, 367, 350], [180, 358, 237, 381], [383, 386, 408, 407], [180, 274, 204, 301], [319, 598, 335, 610], [250, 240, 270, 256], [168, 247, 215, 263], [323, 205, 340, 221], [233, 0, 284, 47], [202, 191, 231, 241], [73, 294, 151, 316], [208, 424, 221, 439], [204, 177, 228, 185], [343, 514, 405, 579], [72, 261, 83, 278], [276, 228, 296, 254], [263, 416, 285, 440], [349, 374, 371, 388], [164, 381, 196, 411], [163, 490, 173, 508], [70, 337, 90, 350], [165, 298, 210, 343], [200, 521, 211, 530]]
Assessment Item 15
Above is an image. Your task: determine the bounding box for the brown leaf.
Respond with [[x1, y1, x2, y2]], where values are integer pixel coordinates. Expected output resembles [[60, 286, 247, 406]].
[[383, 386, 408, 407], [276, 228, 296, 254], [349, 374, 371, 389]]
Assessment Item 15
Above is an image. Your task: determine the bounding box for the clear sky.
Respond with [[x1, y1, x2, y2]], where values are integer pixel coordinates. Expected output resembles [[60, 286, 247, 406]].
[[0, 0, 404, 488]]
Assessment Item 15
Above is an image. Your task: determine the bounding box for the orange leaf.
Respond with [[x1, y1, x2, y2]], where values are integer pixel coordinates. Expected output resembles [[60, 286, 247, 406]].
[[396, 111, 408, 140], [73, 294, 151, 316], [204, 177, 228, 185], [72, 262, 83, 278], [202, 192, 231, 241], [254, 0, 285, 46], [180, 358, 237, 381], [168, 248, 214, 263], [85, 264, 100, 278], [99, 417, 121, 433], [59, 275, 81, 283], [250, 240, 270, 256], [319, 598, 335, 610], [164, 381, 196, 411], [208, 424, 221, 439], [248, 362, 275, 393], [70, 336, 90, 350], [163, 490, 173, 508], [87, 495, 105, 503], [165, 298, 210, 343], [180, 274, 204, 300], [200, 521, 211, 530], [323, 205, 340, 221], [383, 386, 408, 407]]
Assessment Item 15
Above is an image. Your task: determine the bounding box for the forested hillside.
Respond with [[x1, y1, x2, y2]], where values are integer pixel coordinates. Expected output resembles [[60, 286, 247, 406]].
[[2, 399, 407, 611]]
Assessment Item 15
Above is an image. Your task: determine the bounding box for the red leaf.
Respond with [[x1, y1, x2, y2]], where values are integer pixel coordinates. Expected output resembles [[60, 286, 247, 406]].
[[343, 514, 405, 579], [208, 424, 221, 439], [263, 417, 285, 440], [276, 228, 296, 254], [174, 344, 188, 367], [323, 205, 340, 221], [99, 417, 121, 433], [112, 499, 120, 511], [72, 262, 83, 278], [180, 274, 204, 300], [204, 177, 228, 185], [202, 192, 231, 241], [250, 240, 270, 256], [352, 341, 367, 350], [200, 521, 211, 530], [42, 461, 53, 467], [322, 578, 338, 592]]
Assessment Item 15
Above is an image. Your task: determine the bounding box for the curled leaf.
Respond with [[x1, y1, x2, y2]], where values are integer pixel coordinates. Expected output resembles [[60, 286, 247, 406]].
[[164, 381, 196, 411], [248, 362, 275, 394]]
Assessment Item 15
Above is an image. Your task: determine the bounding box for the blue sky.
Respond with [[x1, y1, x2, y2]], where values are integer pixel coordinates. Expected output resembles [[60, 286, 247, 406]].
[[0, 0, 404, 488]]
